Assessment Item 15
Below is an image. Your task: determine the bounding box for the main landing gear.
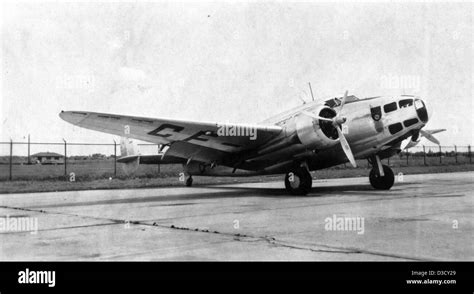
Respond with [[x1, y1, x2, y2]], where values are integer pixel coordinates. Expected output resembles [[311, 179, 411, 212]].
[[284, 164, 313, 195], [185, 175, 193, 187], [368, 155, 394, 190]]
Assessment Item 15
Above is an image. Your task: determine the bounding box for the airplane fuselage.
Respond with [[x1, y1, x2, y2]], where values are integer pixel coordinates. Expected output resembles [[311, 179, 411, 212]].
[[60, 92, 437, 194], [185, 95, 429, 176]]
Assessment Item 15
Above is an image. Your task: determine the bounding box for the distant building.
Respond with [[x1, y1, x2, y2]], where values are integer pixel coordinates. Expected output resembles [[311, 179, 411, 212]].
[[32, 152, 64, 165]]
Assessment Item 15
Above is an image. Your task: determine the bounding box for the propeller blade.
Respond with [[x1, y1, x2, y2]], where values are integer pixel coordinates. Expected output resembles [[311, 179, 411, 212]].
[[339, 90, 348, 111], [333, 90, 349, 126], [402, 139, 420, 150], [336, 126, 357, 167], [402, 131, 420, 149], [412, 131, 420, 142], [301, 111, 333, 122], [420, 130, 440, 145], [422, 129, 446, 135]]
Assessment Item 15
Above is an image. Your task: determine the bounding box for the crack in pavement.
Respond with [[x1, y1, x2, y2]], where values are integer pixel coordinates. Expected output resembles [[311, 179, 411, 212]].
[[0, 204, 436, 261], [0, 222, 118, 235]]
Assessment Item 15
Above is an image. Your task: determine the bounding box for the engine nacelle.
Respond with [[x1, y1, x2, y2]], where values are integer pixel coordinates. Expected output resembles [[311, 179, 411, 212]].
[[295, 106, 339, 150]]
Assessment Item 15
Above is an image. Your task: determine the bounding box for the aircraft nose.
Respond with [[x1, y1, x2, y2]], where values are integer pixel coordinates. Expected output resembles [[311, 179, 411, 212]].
[[422, 99, 433, 122]]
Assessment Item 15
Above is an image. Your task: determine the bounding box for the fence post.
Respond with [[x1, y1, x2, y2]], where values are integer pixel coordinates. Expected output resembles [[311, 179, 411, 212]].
[[423, 145, 426, 166], [9, 139, 13, 181], [469, 145, 472, 164], [63, 139, 67, 176], [454, 145, 457, 164], [27, 134, 31, 165], [157, 145, 160, 174], [439, 145, 442, 164], [113, 140, 117, 177]]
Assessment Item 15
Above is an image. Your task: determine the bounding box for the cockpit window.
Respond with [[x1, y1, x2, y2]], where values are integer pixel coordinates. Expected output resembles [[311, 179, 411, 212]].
[[388, 123, 403, 135], [414, 99, 424, 109], [399, 99, 413, 108], [403, 118, 418, 127], [383, 102, 397, 113], [414, 99, 428, 123]]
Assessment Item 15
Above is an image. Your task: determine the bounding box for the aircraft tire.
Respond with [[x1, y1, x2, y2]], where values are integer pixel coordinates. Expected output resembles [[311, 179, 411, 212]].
[[369, 165, 394, 190], [284, 168, 312, 195], [186, 176, 193, 187]]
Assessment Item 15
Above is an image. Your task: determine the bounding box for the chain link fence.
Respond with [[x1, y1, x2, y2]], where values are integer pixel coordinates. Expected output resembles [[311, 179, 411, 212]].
[[0, 141, 472, 181], [0, 140, 181, 181]]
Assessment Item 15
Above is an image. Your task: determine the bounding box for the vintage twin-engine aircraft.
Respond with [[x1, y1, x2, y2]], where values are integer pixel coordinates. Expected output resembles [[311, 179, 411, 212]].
[[60, 91, 444, 195]]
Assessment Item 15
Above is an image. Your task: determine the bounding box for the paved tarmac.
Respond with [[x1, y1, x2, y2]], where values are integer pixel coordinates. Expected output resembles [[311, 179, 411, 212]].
[[0, 172, 472, 261]]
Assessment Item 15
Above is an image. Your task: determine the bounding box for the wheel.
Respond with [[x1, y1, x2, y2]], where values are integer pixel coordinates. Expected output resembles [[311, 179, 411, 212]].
[[284, 168, 312, 195], [185, 176, 193, 187], [369, 165, 394, 190]]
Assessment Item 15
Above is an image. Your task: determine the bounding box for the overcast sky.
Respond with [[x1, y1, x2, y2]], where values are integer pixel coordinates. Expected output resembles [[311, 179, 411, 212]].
[[1, 1, 472, 155]]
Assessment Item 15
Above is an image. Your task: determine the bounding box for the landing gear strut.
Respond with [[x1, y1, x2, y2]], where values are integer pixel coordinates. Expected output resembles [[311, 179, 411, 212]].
[[284, 165, 312, 195], [368, 155, 394, 190], [185, 175, 193, 187]]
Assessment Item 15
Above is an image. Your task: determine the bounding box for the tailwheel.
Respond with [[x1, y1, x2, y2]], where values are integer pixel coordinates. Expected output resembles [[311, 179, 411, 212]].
[[185, 176, 193, 187], [284, 168, 312, 195], [369, 165, 394, 190]]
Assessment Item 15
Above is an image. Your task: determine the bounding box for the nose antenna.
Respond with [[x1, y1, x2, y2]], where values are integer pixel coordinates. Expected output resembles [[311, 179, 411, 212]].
[[308, 82, 315, 101]]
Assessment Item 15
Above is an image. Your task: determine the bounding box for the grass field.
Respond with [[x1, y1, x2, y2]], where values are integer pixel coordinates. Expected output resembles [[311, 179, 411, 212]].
[[0, 156, 472, 194], [1, 154, 472, 181], [0, 159, 181, 181]]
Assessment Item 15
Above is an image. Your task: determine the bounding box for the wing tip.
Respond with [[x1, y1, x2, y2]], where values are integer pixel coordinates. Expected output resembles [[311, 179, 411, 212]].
[[59, 110, 88, 125]]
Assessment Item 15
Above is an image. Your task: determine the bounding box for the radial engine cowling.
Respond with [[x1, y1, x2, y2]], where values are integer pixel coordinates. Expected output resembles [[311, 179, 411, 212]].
[[295, 106, 339, 149]]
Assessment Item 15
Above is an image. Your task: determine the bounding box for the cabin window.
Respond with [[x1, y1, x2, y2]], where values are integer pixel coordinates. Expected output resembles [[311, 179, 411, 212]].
[[399, 99, 413, 108], [403, 118, 418, 128], [383, 102, 397, 113], [388, 123, 403, 134]]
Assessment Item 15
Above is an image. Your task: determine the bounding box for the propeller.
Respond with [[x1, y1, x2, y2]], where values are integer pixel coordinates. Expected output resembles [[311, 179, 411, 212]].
[[402, 131, 420, 150], [302, 91, 357, 167], [336, 124, 356, 167], [403, 129, 446, 149], [420, 129, 442, 145]]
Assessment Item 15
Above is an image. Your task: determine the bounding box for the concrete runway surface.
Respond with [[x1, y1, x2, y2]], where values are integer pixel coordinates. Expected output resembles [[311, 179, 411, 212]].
[[0, 172, 472, 261]]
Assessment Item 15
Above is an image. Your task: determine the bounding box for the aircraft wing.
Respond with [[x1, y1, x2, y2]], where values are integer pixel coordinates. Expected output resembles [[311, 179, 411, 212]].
[[60, 111, 283, 164], [117, 154, 186, 164]]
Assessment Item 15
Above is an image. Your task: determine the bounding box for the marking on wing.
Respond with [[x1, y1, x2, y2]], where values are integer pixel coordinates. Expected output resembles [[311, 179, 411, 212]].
[[147, 124, 185, 138], [147, 123, 246, 149]]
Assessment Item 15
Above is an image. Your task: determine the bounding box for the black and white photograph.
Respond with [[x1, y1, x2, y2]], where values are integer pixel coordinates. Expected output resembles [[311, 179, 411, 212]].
[[0, 0, 473, 289]]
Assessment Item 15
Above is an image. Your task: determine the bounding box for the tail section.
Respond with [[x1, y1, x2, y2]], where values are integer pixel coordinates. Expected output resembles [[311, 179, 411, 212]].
[[119, 137, 140, 175], [120, 137, 140, 157]]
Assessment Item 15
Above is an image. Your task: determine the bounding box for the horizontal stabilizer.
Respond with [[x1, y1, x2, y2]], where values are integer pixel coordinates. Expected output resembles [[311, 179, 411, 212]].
[[118, 137, 185, 165], [117, 154, 185, 165]]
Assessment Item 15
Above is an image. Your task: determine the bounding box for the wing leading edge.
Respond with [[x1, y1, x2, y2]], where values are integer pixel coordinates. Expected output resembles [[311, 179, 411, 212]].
[[60, 111, 283, 164]]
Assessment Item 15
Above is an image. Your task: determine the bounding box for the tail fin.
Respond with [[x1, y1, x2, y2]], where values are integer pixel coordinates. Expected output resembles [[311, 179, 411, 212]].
[[120, 137, 140, 157], [119, 137, 140, 175]]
